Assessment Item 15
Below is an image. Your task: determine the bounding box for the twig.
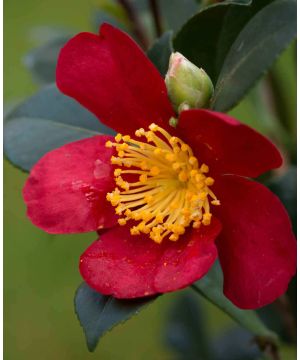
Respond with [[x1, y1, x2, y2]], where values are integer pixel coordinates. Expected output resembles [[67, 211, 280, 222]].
[[117, 0, 149, 49], [149, 0, 163, 37], [263, 343, 281, 360], [255, 336, 281, 360], [274, 294, 297, 342]]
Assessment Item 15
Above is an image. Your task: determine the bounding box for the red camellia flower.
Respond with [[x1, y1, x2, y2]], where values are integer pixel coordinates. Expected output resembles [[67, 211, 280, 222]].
[[23, 24, 296, 309]]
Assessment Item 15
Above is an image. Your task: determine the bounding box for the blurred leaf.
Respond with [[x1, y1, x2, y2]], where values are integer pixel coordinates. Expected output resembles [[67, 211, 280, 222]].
[[148, 31, 173, 76], [165, 292, 213, 360], [256, 304, 288, 343], [286, 276, 296, 322], [92, 10, 130, 33], [96, 0, 129, 22], [4, 84, 114, 171], [192, 262, 278, 343], [269, 42, 296, 138], [267, 166, 296, 232], [280, 343, 297, 360], [24, 37, 68, 84], [75, 282, 155, 352], [131, 0, 198, 33], [213, 328, 261, 360], [159, 0, 199, 32], [201, 0, 252, 6], [28, 25, 72, 45], [211, 0, 296, 111]]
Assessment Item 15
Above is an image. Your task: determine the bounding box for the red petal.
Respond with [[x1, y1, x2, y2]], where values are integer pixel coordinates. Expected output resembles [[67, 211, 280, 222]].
[[176, 110, 282, 177], [214, 175, 296, 309], [56, 24, 174, 135], [23, 136, 117, 234], [80, 219, 221, 298]]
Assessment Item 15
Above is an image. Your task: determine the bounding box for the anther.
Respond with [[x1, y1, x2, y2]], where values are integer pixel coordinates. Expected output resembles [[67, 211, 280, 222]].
[[115, 133, 122, 142], [106, 124, 220, 244], [200, 164, 209, 173]]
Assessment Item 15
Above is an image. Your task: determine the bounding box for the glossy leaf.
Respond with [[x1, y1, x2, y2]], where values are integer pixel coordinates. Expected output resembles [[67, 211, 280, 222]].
[[4, 84, 114, 171], [192, 262, 278, 343], [174, 0, 256, 83], [147, 31, 173, 76], [24, 37, 68, 84], [211, 0, 296, 111], [4, 117, 101, 172], [74, 282, 155, 352]]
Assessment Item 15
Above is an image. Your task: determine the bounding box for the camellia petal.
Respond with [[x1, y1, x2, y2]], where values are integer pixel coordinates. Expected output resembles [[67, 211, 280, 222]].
[[79, 218, 222, 298], [177, 110, 282, 178], [23, 136, 117, 234], [214, 175, 296, 309], [56, 24, 174, 135]]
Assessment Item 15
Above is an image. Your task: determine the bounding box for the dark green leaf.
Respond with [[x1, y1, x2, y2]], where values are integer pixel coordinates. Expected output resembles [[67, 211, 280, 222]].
[[211, 0, 296, 111], [192, 262, 278, 343], [74, 282, 155, 352], [214, 0, 273, 74], [165, 292, 213, 360], [24, 37, 68, 84], [4, 117, 100, 172], [4, 84, 114, 171], [174, 0, 256, 83], [147, 31, 173, 76]]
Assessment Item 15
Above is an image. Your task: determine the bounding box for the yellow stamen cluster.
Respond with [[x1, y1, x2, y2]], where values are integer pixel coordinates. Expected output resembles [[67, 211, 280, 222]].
[[105, 123, 220, 244]]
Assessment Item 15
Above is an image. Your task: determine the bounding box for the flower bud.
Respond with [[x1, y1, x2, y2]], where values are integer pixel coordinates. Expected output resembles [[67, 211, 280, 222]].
[[165, 52, 214, 113]]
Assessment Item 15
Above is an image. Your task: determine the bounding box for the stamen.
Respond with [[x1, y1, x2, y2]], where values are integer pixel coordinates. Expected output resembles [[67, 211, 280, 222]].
[[105, 123, 220, 243]]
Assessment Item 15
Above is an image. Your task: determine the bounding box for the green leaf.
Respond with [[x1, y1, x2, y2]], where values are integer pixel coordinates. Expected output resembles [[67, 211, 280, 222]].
[[147, 31, 173, 76], [211, 0, 296, 111], [74, 282, 155, 352], [24, 37, 68, 84], [174, 0, 260, 83], [4, 117, 100, 172], [191, 262, 278, 343], [4, 84, 114, 171]]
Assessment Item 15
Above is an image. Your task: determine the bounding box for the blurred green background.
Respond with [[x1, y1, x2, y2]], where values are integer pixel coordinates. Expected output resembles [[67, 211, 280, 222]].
[[4, 0, 296, 359]]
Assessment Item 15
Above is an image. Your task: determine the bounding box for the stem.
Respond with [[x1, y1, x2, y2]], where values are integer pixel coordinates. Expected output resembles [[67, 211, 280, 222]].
[[149, 0, 163, 37], [117, 0, 149, 49], [191, 284, 281, 360]]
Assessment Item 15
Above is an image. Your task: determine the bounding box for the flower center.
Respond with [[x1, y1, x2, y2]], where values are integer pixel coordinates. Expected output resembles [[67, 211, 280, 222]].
[[105, 123, 220, 244]]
